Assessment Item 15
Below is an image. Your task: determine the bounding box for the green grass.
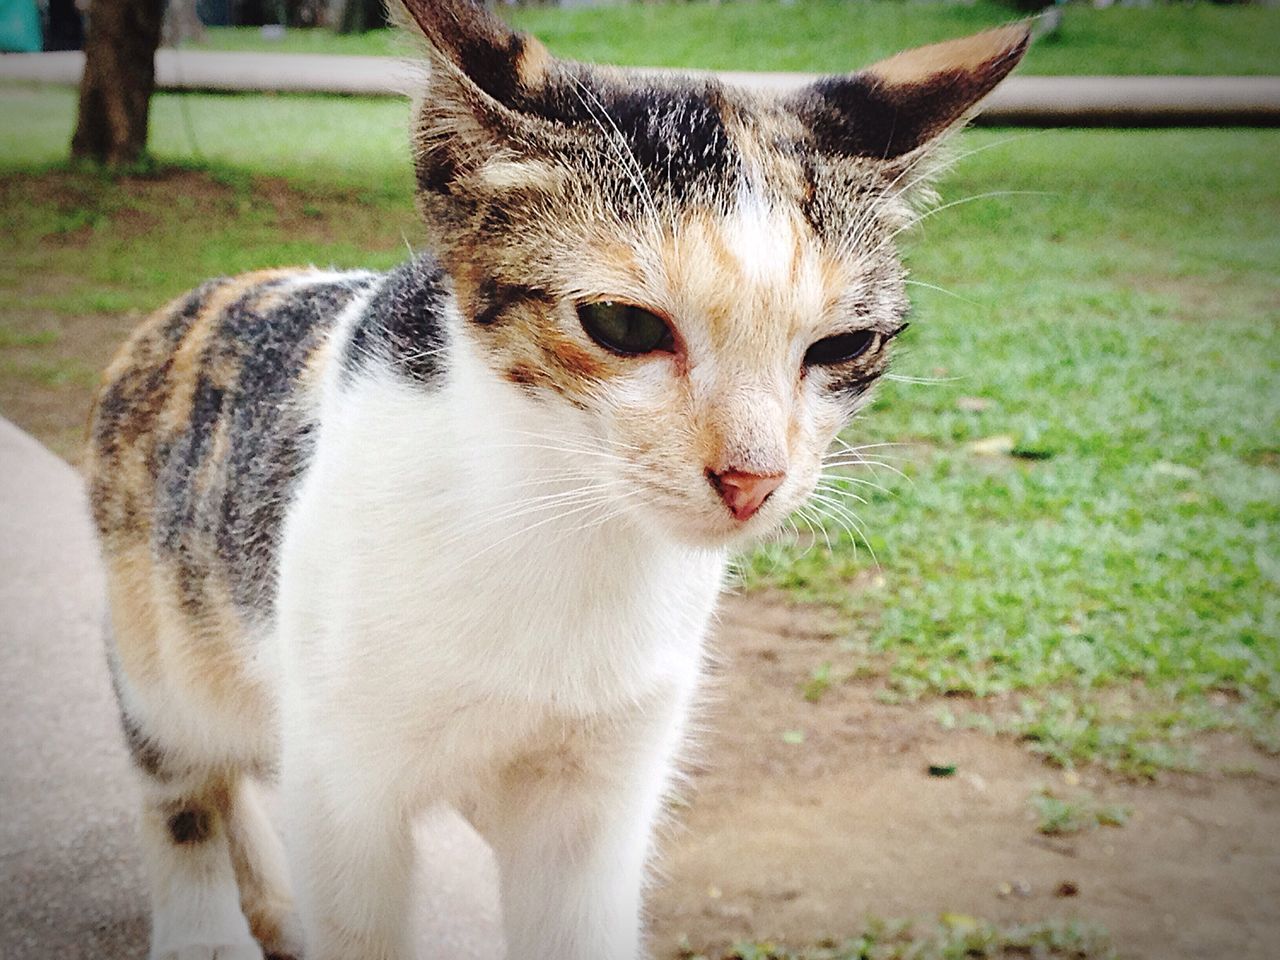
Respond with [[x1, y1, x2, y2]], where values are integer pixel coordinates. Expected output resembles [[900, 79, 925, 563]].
[[0, 87, 416, 303], [0, 87, 1275, 774], [1030, 789, 1131, 836], [0, 88, 411, 192], [0, 91, 415, 315], [188, 1, 1280, 76], [683, 916, 1114, 959], [0, 89, 416, 320], [0, 90, 420, 456]]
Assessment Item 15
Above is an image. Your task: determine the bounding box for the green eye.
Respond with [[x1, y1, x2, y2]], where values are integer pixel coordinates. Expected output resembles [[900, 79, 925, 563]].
[[804, 330, 877, 367], [577, 301, 675, 356]]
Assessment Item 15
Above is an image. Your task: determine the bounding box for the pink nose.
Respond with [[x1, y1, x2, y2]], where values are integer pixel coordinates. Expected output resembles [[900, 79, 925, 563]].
[[708, 468, 786, 522]]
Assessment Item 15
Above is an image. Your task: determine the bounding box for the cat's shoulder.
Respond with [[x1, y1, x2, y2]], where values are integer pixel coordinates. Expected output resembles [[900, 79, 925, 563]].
[[343, 252, 453, 388]]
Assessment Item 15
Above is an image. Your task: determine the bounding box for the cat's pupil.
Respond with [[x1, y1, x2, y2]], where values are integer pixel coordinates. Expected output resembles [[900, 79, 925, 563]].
[[578, 301, 674, 356], [804, 330, 877, 367]]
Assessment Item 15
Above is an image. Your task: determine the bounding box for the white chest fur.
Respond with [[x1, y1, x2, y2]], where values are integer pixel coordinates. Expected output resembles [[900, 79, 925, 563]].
[[276, 333, 725, 758]]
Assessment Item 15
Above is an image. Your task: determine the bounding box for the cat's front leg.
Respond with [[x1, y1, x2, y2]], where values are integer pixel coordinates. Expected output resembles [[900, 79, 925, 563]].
[[480, 695, 691, 960], [487, 775, 657, 960], [280, 737, 416, 960]]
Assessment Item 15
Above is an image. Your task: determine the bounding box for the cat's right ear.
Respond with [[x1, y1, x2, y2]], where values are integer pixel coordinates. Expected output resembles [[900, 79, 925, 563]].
[[397, 0, 563, 193], [398, 0, 556, 115]]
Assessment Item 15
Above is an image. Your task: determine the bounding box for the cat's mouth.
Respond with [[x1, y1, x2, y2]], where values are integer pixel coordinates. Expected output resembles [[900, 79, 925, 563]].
[[627, 473, 793, 549]]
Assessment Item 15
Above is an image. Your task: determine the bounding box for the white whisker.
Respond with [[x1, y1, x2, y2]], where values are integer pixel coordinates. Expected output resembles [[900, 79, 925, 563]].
[[903, 279, 981, 308]]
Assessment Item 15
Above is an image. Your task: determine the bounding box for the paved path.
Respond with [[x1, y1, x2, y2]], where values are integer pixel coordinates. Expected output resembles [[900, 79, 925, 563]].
[[2, 50, 1279, 124], [0, 418, 505, 959]]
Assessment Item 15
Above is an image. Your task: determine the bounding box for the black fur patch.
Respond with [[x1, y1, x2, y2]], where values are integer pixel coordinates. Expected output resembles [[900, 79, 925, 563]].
[[106, 649, 172, 781], [167, 808, 212, 845], [796, 74, 952, 159], [454, 26, 529, 109], [119, 711, 168, 780], [825, 370, 879, 399], [417, 146, 459, 196], [344, 255, 450, 386], [794, 31, 1027, 161], [159, 372, 228, 615], [432, 65, 743, 207], [216, 281, 367, 610], [91, 278, 224, 467], [162, 279, 228, 344], [589, 82, 739, 203], [472, 276, 553, 327]]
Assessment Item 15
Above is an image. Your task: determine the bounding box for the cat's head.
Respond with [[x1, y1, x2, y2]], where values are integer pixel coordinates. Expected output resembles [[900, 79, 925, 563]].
[[399, 0, 1028, 547]]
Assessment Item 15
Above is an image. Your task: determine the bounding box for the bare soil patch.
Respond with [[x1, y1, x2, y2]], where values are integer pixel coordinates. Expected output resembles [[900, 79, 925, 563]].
[[0, 170, 416, 462], [653, 594, 1280, 960], [0, 306, 135, 462]]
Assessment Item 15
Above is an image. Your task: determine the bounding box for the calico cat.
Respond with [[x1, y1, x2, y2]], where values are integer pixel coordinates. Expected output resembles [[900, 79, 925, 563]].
[[85, 3, 1029, 958]]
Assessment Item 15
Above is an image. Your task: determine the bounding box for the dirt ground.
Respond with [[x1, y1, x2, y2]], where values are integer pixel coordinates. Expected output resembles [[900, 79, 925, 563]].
[[652, 594, 1280, 960], [0, 302, 120, 463]]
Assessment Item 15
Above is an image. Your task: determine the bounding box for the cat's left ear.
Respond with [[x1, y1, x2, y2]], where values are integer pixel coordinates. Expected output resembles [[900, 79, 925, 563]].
[[789, 22, 1031, 160]]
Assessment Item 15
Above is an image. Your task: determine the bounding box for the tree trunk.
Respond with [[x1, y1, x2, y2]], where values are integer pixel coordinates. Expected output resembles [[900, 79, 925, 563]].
[[70, 0, 166, 166]]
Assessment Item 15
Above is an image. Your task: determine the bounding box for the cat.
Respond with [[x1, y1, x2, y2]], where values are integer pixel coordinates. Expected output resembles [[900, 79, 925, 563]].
[[85, 2, 1029, 958]]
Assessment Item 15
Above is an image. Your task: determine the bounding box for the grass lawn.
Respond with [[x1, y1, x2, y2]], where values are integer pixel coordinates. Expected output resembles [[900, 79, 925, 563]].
[[187, 0, 1280, 76], [0, 87, 1275, 777]]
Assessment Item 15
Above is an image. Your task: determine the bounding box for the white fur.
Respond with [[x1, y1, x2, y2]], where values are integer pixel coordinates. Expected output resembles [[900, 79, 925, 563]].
[[724, 183, 795, 286], [272, 308, 726, 959], [142, 780, 263, 960]]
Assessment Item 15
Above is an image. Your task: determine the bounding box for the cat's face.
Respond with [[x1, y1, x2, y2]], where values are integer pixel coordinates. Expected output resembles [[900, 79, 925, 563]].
[[401, 0, 1028, 547]]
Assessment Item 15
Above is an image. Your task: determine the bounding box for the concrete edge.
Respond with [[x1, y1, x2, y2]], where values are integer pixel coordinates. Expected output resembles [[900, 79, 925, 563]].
[[2, 51, 1279, 126]]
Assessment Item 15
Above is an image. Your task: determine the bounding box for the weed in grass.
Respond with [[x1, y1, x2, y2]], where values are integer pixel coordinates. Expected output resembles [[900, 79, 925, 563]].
[[0, 357, 97, 389], [1030, 788, 1132, 836], [0, 327, 59, 348], [802, 663, 834, 704], [679, 915, 1113, 960]]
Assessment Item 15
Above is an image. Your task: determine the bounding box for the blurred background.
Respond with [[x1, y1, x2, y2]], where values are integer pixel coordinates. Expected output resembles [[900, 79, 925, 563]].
[[0, 1, 1277, 959]]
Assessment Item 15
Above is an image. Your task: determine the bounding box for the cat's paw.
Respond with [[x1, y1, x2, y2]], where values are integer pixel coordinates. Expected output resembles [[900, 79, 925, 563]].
[[259, 931, 304, 960], [151, 942, 265, 960]]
